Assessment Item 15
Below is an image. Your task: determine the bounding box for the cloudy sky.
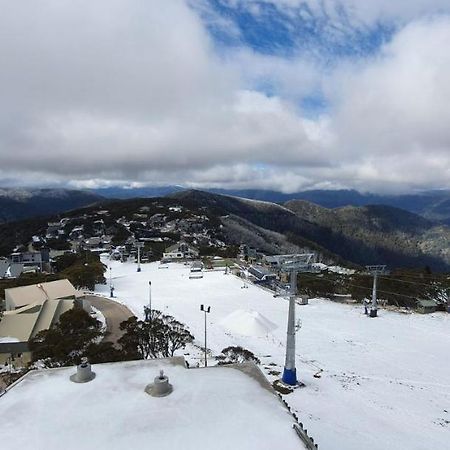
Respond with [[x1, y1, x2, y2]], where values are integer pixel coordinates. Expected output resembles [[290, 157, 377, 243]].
[[1, 0, 450, 193]]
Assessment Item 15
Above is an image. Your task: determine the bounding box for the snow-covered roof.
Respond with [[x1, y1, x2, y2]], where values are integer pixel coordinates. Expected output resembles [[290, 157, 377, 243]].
[[0, 358, 305, 450]]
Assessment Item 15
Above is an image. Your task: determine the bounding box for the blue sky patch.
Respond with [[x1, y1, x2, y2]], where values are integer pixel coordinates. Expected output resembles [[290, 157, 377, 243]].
[[195, 0, 395, 60]]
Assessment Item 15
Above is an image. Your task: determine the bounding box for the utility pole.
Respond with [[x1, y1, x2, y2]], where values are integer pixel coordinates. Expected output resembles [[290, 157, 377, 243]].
[[365, 265, 386, 318], [136, 242, 144, 272], [200, 305, 211, 367]]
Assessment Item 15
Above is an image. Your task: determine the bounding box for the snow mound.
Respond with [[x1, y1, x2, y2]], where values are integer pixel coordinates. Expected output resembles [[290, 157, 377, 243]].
[[219, 309, 277, 337]]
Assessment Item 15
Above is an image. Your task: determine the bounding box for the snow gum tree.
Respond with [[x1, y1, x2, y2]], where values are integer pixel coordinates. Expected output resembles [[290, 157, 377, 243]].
[[118, 308, 194, 359]]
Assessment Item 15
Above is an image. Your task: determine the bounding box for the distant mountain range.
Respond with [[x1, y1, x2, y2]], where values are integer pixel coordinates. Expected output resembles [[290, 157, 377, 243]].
[[4, 185, 447, 225], [0, 188, 103, 223], [93, 186, 450, 225]]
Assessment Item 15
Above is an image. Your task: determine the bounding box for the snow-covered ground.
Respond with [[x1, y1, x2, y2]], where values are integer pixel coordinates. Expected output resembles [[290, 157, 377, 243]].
[[98, 259, 450, 450]]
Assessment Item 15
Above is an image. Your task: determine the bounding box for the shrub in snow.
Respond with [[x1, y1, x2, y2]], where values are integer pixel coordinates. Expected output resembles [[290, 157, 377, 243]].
[[215, 346, 260, 365]]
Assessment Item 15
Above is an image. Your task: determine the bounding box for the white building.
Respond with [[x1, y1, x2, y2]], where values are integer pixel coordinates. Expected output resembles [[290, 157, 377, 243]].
[[0, 358, 310, 450], [163, 241, 199, 260]]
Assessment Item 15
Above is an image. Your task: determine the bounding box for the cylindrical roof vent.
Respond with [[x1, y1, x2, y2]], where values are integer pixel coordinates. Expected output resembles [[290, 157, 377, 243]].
[[145, 370, 173, 397], [70, 358, 96, 383]]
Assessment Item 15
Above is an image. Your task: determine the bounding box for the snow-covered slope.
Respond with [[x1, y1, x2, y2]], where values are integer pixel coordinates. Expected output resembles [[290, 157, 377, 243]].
[[96, 259, 450, 450]]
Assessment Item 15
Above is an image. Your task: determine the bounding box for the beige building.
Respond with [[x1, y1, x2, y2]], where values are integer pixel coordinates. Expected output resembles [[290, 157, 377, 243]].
[[0, 279, 88, 364], [4, 279, 81, 311]]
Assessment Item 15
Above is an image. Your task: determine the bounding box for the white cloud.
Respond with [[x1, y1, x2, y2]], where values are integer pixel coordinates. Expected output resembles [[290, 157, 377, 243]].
[[0, 1, 449, 193], [328, 17, 450, 191]]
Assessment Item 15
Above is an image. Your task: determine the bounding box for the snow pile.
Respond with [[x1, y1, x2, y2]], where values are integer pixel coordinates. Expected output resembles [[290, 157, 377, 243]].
[[219, 309, 277, 336]]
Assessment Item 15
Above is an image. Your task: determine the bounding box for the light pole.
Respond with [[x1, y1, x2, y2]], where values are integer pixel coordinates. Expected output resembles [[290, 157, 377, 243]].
[[109, 266, 114, 298], [200, 305, 211, 367], [147, 281, 152, 322], [136, 242, 144, 272]]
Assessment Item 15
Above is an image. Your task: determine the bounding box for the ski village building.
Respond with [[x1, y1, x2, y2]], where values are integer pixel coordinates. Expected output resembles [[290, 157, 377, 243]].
[[0, 357, 313, 450], [0, 279, 87, 364], [163, 241, 199, 261]]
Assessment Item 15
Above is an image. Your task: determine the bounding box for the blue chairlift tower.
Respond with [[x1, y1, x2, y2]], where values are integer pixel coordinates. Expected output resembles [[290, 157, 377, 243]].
[[275, 253, 315, 386]]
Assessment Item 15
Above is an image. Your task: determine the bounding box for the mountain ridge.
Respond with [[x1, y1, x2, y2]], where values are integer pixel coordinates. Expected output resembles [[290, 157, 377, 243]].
[[170, 190, 450, 270], [0, 188, 104, 223], [91, 186, 450, 224]]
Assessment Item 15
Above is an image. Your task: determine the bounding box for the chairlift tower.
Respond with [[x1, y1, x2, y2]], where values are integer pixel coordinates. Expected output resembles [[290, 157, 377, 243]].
[[276, 253, 314, 386], [365, 265, 386, 317]]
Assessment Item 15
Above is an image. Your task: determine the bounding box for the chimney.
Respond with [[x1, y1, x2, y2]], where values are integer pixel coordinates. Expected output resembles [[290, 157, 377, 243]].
[[70, 358, 96, 383], [145, 369, 173, 397]]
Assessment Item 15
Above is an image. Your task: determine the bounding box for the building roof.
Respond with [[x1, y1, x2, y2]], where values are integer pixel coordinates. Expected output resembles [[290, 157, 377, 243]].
[[8, 263, 23, 278], [164, 243, 181, 253], [248, 265, 276, 280], [0, 299, 75, 343], [0, 358, 305, 450], [0, 305, 41, 342], [0, 259, 8, 278], [417, 299, 437, 308], [5, 279, 80, 310], [164, 241, 199, 254]]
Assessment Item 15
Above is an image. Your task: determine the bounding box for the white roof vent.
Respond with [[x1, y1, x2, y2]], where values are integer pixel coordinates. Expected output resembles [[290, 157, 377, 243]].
[[145, 369, 173, 397], [70, 358, 96, 383]]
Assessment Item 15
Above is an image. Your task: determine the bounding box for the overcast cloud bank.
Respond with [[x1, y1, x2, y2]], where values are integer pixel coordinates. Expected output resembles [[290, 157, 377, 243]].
[[0, 0, 449, 193]]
